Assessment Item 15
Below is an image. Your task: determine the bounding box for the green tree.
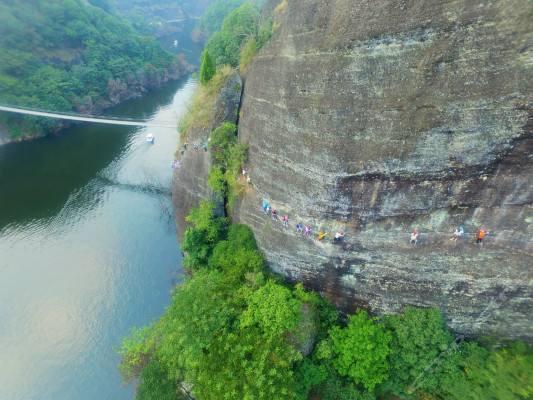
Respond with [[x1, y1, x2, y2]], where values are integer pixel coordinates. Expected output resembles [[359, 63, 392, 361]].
[[440, 341, 533, 400], [383, 307, 455, 394], [136, 358, 181, 400], [209, 122, 238, 166], [182, 201, 227, 269], [241, 280, 302, 337], [328, 311, 392, 391], [206, 3, 260, 67], [198, 0, 246, 35], [199, 49, 215, 84]]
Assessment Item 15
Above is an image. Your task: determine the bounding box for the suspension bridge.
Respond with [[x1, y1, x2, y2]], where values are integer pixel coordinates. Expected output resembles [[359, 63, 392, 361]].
[[0, 105, 177, 129]]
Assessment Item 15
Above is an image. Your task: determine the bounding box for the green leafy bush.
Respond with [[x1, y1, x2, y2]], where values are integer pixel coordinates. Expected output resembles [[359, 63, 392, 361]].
[[328, 311, 392, 391], [199, 49, 216, 84], [136, 358, 181, 400], [439, 341, 533, 400], [206, 122, 248, 207], [384, 307, 456, 394], [239, 36, 258, 71], [206, 3, 260, 67], [182, 200, 227, 269]]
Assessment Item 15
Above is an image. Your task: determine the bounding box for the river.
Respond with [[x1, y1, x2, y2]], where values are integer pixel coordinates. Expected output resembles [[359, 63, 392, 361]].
[[0, 76, 196, 400]]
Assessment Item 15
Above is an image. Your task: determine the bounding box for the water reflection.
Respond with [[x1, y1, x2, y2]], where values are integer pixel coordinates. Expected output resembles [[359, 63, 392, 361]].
[[0, 77, 196, 400]]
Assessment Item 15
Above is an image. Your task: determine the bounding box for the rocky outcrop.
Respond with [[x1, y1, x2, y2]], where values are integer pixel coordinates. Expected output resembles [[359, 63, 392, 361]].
[[172, 72, 243, 238], [234, 0, 533, 340]]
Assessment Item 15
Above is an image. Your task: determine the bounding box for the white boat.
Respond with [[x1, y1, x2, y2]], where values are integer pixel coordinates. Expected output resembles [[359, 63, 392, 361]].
[[146, 133, 155, 144]]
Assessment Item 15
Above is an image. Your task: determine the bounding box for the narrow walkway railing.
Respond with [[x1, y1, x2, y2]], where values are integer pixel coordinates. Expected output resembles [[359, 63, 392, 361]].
[[0, 105, 177, 129]]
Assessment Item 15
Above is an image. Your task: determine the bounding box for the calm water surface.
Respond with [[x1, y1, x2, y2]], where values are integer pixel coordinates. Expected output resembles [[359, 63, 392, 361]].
[[0, 77, 196, 400]]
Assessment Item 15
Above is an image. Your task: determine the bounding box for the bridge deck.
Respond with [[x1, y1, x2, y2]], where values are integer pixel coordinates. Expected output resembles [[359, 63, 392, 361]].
[[0, 105, 177, 129]]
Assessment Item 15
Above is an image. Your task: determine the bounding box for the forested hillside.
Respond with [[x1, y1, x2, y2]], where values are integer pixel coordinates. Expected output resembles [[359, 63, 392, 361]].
[[0, 0, 190, 140]]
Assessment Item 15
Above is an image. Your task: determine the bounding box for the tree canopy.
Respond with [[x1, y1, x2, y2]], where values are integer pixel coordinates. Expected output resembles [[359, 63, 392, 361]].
[[0, 0, 179, 138]]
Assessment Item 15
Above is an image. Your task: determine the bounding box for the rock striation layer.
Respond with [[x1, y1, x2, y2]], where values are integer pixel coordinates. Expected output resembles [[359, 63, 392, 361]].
[[234, 0, 533, 340]]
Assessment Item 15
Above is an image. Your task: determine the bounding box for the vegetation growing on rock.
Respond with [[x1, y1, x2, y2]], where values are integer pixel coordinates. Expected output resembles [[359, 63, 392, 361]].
[[122, 1, 533, 399], [121, 200, 533, 399], [0, 0, 186, 139], [178, 65, 235, 140], [207, 122, 248, 207], [199, 50, 216, 84]]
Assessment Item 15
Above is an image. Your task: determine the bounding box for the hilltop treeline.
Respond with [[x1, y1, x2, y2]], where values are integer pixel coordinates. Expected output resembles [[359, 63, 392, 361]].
[[0, 0, 187, 139]]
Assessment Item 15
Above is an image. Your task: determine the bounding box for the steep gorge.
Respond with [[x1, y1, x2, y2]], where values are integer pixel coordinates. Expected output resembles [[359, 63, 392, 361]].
[[175, 0, 533, 341]]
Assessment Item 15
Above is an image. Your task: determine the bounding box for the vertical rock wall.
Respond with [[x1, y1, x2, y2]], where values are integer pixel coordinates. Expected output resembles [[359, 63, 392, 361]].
[[235, 0, 533, 340], [172, 73, 242, 238]]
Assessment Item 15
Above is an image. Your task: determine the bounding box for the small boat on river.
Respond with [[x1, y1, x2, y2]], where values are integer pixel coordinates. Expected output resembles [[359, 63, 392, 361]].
[[146, 133, 155, 144]]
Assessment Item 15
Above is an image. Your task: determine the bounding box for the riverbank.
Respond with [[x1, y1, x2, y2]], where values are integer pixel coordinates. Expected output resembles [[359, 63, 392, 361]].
[[0, 61, 194, 146]]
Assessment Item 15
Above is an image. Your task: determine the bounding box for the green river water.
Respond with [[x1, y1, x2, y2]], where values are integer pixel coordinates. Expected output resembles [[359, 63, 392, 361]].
[[0, 76, 196, 400]]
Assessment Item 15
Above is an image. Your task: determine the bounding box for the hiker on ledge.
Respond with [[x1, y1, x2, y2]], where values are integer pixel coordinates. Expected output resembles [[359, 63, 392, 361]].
[[410, 229, 419, 246], [317, 231, 327, 241], [282, 215, 289, 228], [334, 231, 345, 243], [476, 228, 488, 245], [296, 223, 303, 233], [451, 226, 464, 242]]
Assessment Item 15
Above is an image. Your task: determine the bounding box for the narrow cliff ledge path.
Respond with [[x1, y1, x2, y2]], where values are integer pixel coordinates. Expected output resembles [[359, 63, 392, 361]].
[[233, 0, 532, 340]]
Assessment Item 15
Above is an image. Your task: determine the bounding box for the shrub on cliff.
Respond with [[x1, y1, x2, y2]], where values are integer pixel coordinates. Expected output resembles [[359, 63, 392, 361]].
[[239, 37, 258, 72], [207, 122, 248, 207], [182, 200, 227, 269], [200, 49, 216, 84], [178, 65, 234, 141]]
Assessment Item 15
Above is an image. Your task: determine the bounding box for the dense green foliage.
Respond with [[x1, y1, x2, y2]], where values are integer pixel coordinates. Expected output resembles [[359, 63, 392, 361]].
[[121, 200, 532, 400], [328, 311, 392, 391], [205, 2, 272, 68], [440, 341, 533, 400], [0, 0, 178, 137], [120, 3, 532, 399], [136, 358, 183, 400], [199, 49, 216, 84], [198, 0, 246, 35], [181, 200, 227, 269], [120, 209, 320, 399], [383, 307, 457, 395], [207, 122, 248, 207]]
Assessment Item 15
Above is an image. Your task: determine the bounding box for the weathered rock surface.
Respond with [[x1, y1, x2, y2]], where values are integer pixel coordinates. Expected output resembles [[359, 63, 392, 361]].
[[234, 0, 533, 340], [172, 72, 243, 238]]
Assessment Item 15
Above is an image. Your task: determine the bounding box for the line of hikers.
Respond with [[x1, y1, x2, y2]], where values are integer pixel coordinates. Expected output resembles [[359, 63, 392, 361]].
[[261, 199, 345, 243], [410, 225, 489, 246], [262, 198, 489, 247]]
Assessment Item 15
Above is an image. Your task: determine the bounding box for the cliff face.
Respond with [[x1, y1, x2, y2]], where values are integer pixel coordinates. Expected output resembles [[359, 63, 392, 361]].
[[172, 72, 243, 237], [234, 0, 533, 340]]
